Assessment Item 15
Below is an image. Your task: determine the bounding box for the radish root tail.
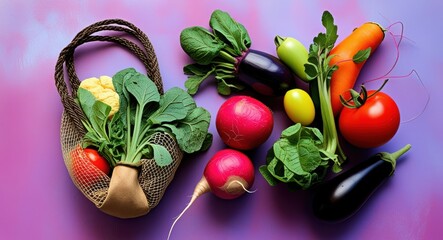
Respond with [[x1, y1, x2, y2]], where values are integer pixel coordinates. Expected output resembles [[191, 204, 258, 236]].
[[167, 177, 210, 240], [228, 180, 257, 194]]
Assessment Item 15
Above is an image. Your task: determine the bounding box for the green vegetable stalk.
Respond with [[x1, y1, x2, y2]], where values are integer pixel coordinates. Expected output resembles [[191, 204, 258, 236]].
[[304, 11, 346, 171], [303, 11, 371, 171]]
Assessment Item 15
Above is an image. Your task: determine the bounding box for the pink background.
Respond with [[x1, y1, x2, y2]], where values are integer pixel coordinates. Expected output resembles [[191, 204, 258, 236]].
[[1, 0, 442, 239]]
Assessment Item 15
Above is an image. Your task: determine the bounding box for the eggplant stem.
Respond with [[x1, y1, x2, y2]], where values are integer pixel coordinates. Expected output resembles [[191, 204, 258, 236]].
[[389, 144, 412, 161], [380, 144, 411, 175]]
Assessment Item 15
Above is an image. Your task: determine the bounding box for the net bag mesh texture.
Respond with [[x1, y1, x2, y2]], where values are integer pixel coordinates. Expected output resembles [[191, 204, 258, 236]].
[[55, 19, 183, 217]]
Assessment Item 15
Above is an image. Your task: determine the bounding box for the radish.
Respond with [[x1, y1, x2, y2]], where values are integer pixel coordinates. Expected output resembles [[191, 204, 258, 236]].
[[216, 95, 274, 150], [167, 149, 255, 240]]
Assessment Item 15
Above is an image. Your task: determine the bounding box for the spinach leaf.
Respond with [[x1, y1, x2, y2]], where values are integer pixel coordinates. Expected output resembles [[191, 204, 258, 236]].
[[179, 9, 252, 95], [184, 63, 214, 76], [273, 138, 306, 175], [112, 68, 137, 126], [150, 143, 173, 166], [180, 26, 225, 65], [259, 165, 279, 187], [200, 133, 213, 152], [259, 123, 330, 190], [90, 100, 111, 139], [77, 87, 96, 121], [164, 107, 211, 154], [297, 139, 322, 172], [78, 87, 125, 165], [184, 63, 216, 95], [77, 87, 111, 141], [210, 9, 246, 55], [149, 87, 194, 125], [216, 77, 245, 96], [237, 22, 251, 50], [124, 72, 160, 109]]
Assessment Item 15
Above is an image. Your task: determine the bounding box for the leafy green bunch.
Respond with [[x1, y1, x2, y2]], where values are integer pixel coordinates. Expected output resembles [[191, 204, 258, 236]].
[[78, 68, 212, 167], [180, 9, 252, 95], [260, 124, 330, 190]]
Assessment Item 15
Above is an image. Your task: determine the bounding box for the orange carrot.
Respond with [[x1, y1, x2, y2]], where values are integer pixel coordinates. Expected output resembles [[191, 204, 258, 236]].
[[329, 22, 385, 117]]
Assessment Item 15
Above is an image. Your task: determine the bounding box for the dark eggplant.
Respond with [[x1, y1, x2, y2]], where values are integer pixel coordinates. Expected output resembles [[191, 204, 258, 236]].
[[312, 144, 411, 222], [236, 49, 295, 96]]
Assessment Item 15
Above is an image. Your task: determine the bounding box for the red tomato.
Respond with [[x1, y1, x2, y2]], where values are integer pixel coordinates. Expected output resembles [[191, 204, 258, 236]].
[[339, 90, 400, 148], [70, 147, 111, 186], [83, 148, 111, 175]]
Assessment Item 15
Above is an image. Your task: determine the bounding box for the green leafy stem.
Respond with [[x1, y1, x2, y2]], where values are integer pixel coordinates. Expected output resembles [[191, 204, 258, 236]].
[[303, 11, 371, 172]]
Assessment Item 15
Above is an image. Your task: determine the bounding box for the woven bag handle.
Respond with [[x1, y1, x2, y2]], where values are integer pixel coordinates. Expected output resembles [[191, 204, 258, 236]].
[[55, 19, 163, 135]]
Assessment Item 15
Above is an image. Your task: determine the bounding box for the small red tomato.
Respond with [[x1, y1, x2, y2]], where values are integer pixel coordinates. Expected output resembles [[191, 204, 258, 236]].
[[83, 148, 111, 175], [70, 147, 110, 186], [339, 90, 400, 148]]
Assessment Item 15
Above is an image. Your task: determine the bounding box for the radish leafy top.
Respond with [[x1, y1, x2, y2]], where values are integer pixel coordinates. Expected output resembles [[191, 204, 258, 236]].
[[180, 9, 251, 95]]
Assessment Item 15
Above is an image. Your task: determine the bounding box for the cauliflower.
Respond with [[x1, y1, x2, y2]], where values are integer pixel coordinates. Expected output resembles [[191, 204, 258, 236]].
[[79, 76, 120, 117]]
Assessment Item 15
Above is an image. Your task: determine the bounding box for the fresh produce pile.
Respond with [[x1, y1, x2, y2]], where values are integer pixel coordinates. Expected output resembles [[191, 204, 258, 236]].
[[167, 9, 412, 237], [57, 9, 415, 237]]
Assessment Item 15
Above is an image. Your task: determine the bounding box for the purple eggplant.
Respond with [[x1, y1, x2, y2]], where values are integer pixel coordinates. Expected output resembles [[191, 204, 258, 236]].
[[312, 144, 411, 222], [180, 10, 296, 96], [236, 49, 295, 96]]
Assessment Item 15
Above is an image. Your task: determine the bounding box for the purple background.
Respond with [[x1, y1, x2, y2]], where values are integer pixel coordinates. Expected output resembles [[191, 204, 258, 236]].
[[1, 0, 442, 239]]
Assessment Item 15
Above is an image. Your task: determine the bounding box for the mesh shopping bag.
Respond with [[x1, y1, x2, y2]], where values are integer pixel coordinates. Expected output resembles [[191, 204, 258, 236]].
[[55, 19, 183, 218]]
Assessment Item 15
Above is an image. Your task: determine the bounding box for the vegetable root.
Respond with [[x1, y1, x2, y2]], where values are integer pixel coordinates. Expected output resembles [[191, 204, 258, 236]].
[[167, 177, 255, 240], [226, 179, 256, 194], [167, 149, 255, 240], [167, 177, 210, 240]]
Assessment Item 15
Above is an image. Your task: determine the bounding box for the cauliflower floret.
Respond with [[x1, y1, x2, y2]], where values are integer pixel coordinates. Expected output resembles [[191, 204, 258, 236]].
[[79, 76, 120, 117]]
